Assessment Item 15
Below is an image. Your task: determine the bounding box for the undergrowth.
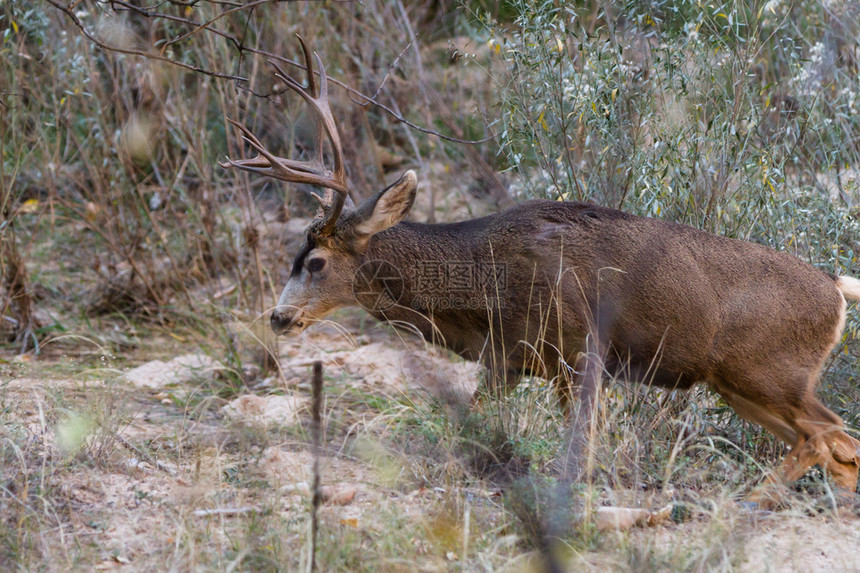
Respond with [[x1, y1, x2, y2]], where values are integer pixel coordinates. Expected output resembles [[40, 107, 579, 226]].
[[1, 0, 859, 570]]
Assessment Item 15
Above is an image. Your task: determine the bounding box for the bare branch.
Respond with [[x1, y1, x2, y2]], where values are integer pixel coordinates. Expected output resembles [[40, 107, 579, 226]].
[[46, 0, 496, 145], [44, 0, 247, 83]]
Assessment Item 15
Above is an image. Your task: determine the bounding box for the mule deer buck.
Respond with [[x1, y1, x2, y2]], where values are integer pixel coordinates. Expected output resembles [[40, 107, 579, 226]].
[[222, 38, 860, 501]]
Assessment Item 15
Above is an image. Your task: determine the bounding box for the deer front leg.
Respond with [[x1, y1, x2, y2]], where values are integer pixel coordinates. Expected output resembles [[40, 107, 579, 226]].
[[471, 356, 522, 407], [560, 342, 605, 482]]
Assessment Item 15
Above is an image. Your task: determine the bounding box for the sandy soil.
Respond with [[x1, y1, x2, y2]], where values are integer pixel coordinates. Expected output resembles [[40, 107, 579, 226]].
[[4, 322, 860, 572]]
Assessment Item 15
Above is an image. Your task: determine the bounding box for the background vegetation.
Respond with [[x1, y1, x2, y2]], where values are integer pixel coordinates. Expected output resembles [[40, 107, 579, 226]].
[[1, 0, 859, 570]]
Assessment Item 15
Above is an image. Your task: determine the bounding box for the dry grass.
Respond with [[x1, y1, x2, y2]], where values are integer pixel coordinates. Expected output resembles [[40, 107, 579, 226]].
[[2, 321, 858, 571], [3, 1, 860, 571]]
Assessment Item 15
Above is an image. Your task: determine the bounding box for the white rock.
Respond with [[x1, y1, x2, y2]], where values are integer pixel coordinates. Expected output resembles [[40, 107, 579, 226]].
[[123, 354, 224, 389], [282, 342, 480, 402], [222, 394, 306, 425]]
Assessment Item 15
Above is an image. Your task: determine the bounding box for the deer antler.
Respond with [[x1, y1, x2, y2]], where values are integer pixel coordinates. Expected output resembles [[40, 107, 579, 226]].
[[221, 35, 348, 236]]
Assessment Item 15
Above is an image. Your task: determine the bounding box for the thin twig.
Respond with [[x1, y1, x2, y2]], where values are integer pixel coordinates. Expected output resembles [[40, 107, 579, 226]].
[[308, 361, 323, 573], [362, 41, 413, 102], [193, 507, 260, 517], [45, 0, 495, 145], [114, 432, 177, 476], [44, 0, 246, 82]]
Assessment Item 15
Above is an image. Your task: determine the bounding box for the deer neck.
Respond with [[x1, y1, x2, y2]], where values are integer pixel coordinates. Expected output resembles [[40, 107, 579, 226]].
[[359, 221, 496, 359]]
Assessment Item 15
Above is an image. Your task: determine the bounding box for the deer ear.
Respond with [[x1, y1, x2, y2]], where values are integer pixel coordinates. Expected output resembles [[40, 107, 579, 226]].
[[353, 170, 417, 238]]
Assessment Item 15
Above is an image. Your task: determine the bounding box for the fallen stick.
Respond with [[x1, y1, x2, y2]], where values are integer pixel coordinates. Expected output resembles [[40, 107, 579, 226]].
[[192, 507, 259, 518]]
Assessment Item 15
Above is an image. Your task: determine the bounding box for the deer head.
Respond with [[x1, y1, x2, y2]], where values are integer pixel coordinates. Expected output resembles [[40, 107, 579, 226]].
[[221, 36, 418, 334]]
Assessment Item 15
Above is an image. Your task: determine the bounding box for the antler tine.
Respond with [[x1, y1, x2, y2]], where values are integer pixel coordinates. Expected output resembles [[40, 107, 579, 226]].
[[313, 51, 346, 184], [221, 36, 350, 235], [220, 117, 340, 182], [296, 34, 316, 100], [268, 52, 347, 183], [307, 50, 346, 234]]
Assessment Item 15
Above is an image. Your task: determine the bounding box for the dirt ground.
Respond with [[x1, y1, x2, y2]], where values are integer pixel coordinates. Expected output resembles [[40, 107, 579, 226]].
[[3, 312, 860, 571]]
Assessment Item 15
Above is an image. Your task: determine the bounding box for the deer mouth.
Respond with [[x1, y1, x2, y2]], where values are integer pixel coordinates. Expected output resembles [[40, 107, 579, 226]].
[[271, 307, 310, 335], [286, 312, 310, 334]]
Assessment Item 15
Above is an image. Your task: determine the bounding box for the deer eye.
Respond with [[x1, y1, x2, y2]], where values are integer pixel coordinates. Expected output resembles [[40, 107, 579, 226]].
[[306, 258, 326, 273]]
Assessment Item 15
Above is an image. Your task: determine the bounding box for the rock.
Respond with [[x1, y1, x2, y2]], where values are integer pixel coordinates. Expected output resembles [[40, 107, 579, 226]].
[[281, 482, 357, 505], [222, 394, 306, 425], [320, 485, 357, 505], [123, 354, 224, 389], [281, 342, 480, 401], [241, 362, 261, 382]]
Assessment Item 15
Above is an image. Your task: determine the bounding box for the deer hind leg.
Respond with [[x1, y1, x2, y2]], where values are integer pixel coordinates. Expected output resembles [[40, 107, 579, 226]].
[[718, 382, 859, 507], [780, 398, 860, 492]]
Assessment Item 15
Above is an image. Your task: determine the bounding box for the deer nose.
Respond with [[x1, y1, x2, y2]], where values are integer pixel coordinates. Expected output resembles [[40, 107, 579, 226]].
[[271, 307, 298, 335]]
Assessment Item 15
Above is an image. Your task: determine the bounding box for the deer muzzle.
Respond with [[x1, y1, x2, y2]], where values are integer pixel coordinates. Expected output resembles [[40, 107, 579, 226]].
[[270, 306, 307, 335]]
